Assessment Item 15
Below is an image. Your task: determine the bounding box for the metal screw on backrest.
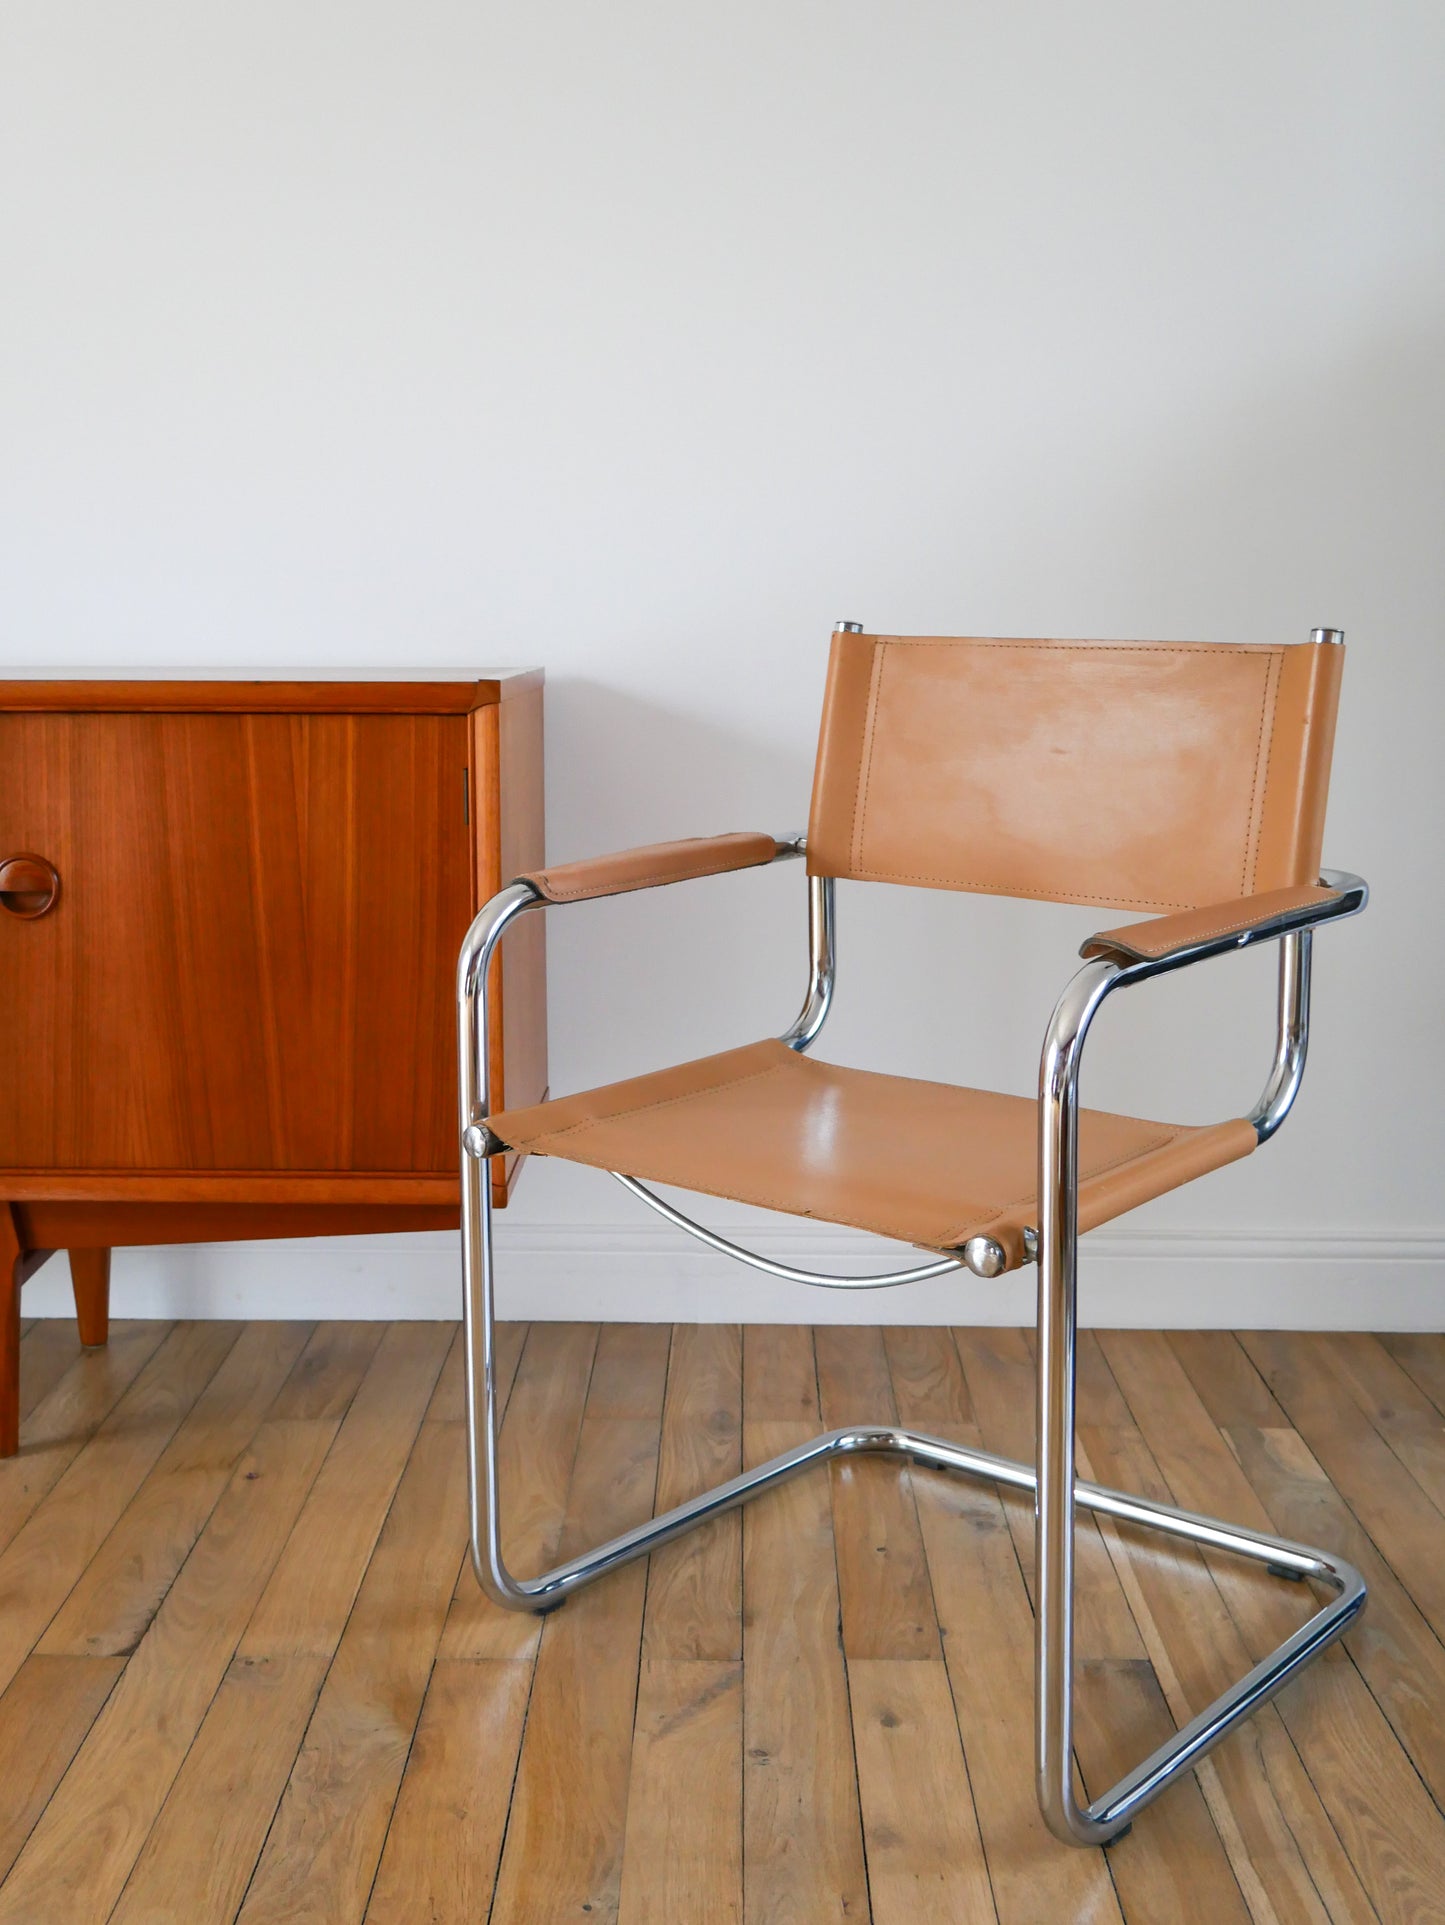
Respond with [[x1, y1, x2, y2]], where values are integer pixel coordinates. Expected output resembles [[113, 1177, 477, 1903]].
[[1311, 628, 1345, 645], [834, 619, 864, 633]]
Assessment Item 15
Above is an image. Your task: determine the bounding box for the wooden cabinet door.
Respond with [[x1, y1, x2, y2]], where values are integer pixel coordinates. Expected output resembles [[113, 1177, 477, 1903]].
[[0, 711, 473, 1173]]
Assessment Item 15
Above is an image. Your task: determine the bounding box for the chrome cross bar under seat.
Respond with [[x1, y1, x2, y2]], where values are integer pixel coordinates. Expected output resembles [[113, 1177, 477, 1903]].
[[455, 853, 1368, 1847]]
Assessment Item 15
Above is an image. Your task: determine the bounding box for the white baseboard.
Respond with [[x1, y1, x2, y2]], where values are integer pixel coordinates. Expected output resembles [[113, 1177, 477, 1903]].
[[19, 1224, 1445, 1330]]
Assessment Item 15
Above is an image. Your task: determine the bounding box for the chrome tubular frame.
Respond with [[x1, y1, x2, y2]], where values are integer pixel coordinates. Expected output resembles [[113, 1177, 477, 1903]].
[[456, 846, 1369, 1843], [1250, 929, 1311, 1143], [780, 873, 836, 1051], [611, 1169, 968, 1288]]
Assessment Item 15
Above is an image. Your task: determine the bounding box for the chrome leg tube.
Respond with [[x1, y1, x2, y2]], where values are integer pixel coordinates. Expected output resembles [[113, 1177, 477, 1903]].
[[458, 880, 544, 1609], [460, 1122, 524, 1605], [1035, 959, 1124, 1841], [1250, 928, 1312, 1144], [1036, 963, 1104, 1841]]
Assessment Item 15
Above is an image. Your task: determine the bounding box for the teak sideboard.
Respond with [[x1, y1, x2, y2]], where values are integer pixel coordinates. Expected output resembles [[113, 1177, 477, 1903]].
[[0, 670, 546, 1453]]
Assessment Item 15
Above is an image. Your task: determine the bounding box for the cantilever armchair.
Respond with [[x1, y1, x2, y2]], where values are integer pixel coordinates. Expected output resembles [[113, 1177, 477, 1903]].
[[456, 623, 1368, 1848]]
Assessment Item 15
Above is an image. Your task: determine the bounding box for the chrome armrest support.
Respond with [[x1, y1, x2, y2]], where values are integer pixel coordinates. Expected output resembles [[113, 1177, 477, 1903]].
[[780, 872, 836, 1053], [1249, 928, 1312, 1144], [456, 830, 823, 1146], [985, 866, 1368, 1280], [1099, 869, 1367, 1147]]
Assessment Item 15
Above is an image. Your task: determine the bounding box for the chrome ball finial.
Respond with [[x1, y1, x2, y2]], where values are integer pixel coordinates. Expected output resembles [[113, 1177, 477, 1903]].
[[962, 1235, 1008, 1278]]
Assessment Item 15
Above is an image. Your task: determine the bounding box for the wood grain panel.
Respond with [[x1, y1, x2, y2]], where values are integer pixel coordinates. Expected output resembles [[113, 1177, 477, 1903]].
[[12, 1201, 461, 1255], [849, 1658, 995, 1925], [234, 1419, 470, 1925], [0, 674, 540, 714], [68, 1248, 109, 1345], [0, 1416, 338, 1924], [883, 1379, 1122, 1924], [0, 1323, 170, 1555], [39, 1321, 309, 1660], [0, 1212, 19, 1457], [741, 1420, 868, 1925], [489, 1333, 669, 1924], [815, 1325, 938, 1660], [1072, 1658, 1252, 1924], [1077, 1420, 1375, 1925], [364, 1659, 532, 1925], [238, 1322, 451, 1660], [882, 1325, 974, 1433], [0, 1322, 240, 1697], [741, 1324, 818, 1423], [0, 711, 473, 1173], [956, 1327, 1147, 1662], [264, 1320, 387, 1422], [14, 1318, 84, 1422], [1241, 1330, 1445, 1637], [111, 1652, 330, 1925], [0, 1655, 123, 1886], [617, 1658, 743, 1925], [1378, 1332, 1445, 1417], [1303, 1332, 1445, 1517], [437, 1321, 598, 1664], [1103, 1329, 1445, 1925], [1173, 1331, 1445, 1809], [0, 1321, 1441, 1921], [115, 1328, 519, 1925], [497, 680, 547, 1192], [643, 1322, 743, 1662]]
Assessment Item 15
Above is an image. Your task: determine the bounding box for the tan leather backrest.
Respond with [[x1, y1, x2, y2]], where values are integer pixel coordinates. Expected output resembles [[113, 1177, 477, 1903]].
[[806, 633, 1343, 912]]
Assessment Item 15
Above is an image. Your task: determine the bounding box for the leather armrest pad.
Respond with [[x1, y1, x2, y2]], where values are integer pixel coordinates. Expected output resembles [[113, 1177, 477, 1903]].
[[1081, 884, 1342, 963], [521, 833, 780, 903]]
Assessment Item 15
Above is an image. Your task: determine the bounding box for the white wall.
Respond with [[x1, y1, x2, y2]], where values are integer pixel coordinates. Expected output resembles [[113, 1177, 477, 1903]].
[[4, 2, 1442, 1326]]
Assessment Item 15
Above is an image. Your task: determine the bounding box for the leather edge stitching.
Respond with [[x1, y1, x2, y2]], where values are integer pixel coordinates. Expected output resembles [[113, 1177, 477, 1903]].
[[850, 638, 887, 876], [837, 868, 1198, 910], [1241, 650, 1283, 894]]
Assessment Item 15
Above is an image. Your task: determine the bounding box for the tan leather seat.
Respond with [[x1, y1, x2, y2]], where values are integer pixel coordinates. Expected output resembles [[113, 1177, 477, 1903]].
[[486, 1037, 1256, 1271]]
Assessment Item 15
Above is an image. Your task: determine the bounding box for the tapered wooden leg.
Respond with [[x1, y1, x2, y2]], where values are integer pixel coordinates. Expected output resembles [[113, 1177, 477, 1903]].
[[70, 1248, 111, 1348], [0, 1209, 23, 1458]]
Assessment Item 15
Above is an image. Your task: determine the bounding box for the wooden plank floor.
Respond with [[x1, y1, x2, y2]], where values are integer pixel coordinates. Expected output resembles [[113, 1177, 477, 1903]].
[[2, 1320, 1444, 1923]]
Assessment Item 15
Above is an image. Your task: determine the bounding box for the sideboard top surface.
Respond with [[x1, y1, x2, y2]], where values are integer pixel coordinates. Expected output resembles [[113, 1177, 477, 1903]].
[[0, 667, 542, 714]]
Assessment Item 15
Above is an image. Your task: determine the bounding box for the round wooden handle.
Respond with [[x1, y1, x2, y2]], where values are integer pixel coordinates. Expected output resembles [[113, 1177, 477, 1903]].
[[0, 854, 60, 919]]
